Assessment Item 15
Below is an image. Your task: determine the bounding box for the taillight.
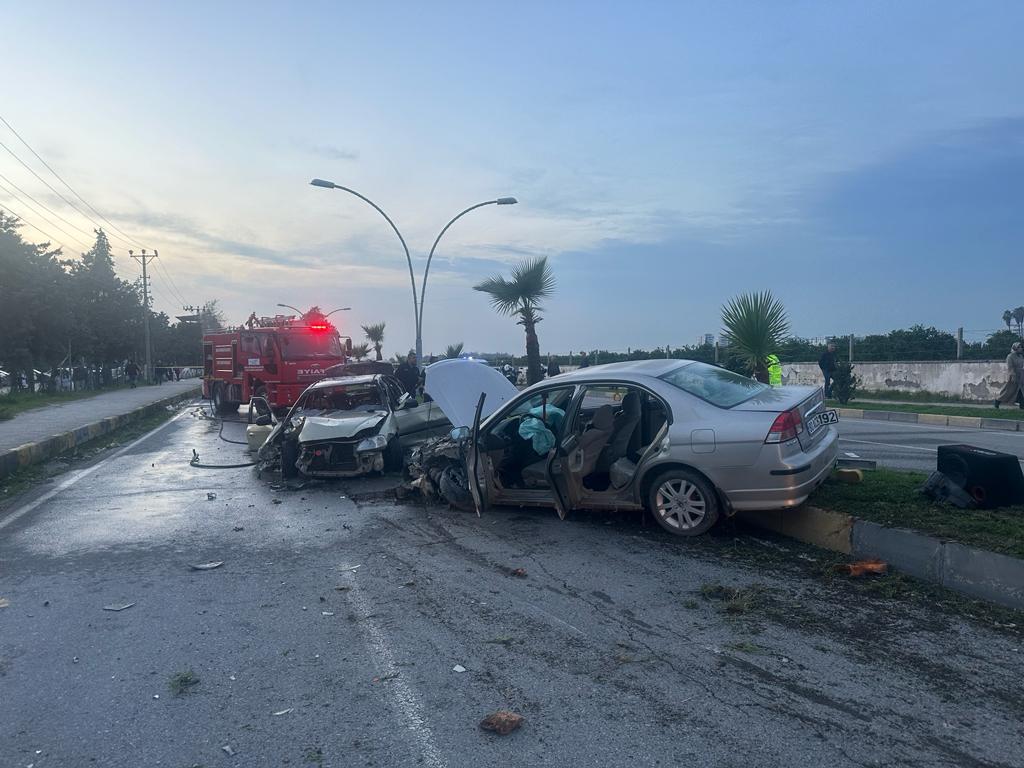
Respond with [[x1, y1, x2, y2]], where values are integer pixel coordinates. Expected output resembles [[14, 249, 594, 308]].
[[765, 408, 804, 444]]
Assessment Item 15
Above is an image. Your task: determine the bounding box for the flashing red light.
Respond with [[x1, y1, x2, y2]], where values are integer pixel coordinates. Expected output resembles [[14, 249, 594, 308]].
[[308, 323, 329, 332]]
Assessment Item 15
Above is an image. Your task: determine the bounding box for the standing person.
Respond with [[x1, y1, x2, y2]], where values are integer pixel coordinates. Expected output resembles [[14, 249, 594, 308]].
[[818, 342, 837, 399], [395, 351, 419, 399], [994, 341, 1024, 409], [578, 352, 591, 369], [766, 354, 782, 387], [546, 355, 561, 378], [125, 360, 140, 389]]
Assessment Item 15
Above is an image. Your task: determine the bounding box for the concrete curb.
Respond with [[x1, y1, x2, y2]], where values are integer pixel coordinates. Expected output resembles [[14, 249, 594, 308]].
[[740, 505, 1024, 610], [0, 386, 200, 480], [836, 407, 1021, 432]]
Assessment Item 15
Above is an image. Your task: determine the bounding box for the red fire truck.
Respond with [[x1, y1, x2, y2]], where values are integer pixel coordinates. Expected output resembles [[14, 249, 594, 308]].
[[202, 308, 352, 413]]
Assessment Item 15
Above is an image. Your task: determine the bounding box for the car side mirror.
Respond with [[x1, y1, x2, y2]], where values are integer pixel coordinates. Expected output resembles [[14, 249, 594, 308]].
[[450, 426, 470, 441], [255, 414, 273, 427]]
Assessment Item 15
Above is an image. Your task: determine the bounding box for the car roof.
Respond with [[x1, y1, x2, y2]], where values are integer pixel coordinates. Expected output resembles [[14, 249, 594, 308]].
[[554, 358, 693, 384], [306, 374, 382, 389]]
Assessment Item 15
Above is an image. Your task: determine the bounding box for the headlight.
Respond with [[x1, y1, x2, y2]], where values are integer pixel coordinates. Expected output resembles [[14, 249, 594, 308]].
[[356, 435, 388, 452]]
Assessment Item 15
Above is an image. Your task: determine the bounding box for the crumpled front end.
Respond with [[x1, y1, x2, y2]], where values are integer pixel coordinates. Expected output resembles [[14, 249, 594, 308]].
[[295, 438, 386, 478]]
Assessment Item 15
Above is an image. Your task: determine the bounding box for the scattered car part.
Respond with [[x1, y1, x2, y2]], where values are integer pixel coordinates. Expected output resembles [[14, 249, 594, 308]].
[[479, 710, 524, 735], [102, 602, 135, 612], [835, 559, 888, 577], [189, 561, 224, 571]]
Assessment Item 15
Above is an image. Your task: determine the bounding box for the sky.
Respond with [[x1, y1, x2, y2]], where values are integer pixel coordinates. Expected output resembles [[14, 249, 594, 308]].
[[1, 1, 1021, 357]]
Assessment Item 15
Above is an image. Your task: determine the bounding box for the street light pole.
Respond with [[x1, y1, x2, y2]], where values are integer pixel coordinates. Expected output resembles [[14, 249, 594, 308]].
[[418, 198, 517, 354], [310, 179, 420, 360]]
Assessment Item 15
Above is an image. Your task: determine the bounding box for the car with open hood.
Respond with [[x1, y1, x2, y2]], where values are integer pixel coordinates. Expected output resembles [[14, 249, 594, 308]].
[[429, 358, 838, 536], [257, 373, 450, 478]]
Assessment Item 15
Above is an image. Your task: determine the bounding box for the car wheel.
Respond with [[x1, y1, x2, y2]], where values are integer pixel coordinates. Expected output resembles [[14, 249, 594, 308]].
[[439, 464, 475, 513], [280, 440, 300, 479], [384, 438, 404, 472], [646, 469, 719, 536]]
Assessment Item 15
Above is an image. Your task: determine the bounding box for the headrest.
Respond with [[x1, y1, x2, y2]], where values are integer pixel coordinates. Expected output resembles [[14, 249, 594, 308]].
[[621, 392, 641, 416], [592, 404, 614, 430]]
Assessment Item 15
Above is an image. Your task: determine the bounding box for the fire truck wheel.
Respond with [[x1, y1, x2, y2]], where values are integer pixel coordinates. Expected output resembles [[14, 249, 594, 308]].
[[212, 385, 233, 415], [383, 437, 404, 472], [280, 440, 300, 479]]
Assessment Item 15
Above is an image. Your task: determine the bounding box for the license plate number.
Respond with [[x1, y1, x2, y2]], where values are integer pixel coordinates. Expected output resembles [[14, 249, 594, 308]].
[[806, 410, 839, 433]]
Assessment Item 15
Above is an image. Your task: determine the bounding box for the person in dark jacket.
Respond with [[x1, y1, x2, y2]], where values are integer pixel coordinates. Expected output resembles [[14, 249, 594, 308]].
[[818, 343, 837, 398], [125, 360, 140, 388], [546, 356, 561, 377], [395, 351, 419, 399]]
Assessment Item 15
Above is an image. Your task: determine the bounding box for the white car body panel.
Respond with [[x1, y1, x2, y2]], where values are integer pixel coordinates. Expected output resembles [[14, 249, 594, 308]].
[[424, 359, 518, 428]]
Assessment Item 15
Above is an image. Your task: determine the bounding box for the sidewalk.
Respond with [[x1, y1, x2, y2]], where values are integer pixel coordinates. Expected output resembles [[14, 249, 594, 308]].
[[855, 398, 996, 409], [0, 379, 200, 453]]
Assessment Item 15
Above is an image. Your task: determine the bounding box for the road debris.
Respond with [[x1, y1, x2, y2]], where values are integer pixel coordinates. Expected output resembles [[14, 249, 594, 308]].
[[835, 559, 888, 577], [102, 602, 135, 612], [272, 498, 282, 505], [0, 597, 10, 608], [206, 492, 217, 500], [233, 526, 245, 532], [190, 561, 224, 571], [334, 586, 352, 592], [452, 664, 467, 673], [338, 564, 362, 572], [321, 611, 335, 616], [372, 672, 399, 683], [273, 708, 293, 716], [479, 710, 524, 735], [510, 568, 527, 578], [834, 468, 864, 484], [222, 745, 236, 757]]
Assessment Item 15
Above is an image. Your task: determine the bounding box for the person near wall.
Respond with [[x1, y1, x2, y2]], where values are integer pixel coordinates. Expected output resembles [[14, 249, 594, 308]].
[[395, 351, 419, 399], [766, 354, 782, 387], [818, 342, 837, 398], [994, 341, 1024, 409]]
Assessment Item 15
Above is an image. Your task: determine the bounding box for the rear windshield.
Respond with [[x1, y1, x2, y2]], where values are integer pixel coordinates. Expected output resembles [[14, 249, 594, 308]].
[[658, 362, 768, 408]]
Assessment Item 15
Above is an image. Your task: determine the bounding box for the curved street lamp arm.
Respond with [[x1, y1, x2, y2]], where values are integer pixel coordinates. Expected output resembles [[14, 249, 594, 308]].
[[329, 184, 419, 351], [418, 200, 499, 339]]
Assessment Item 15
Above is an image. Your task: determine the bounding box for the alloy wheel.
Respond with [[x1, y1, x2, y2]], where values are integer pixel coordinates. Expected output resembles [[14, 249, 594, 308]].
[[655, 479, 707, 531]]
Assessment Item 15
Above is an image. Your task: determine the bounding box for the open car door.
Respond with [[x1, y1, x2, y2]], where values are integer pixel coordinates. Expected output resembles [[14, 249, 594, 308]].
[[544, 400, 584, 520], [465, 392, 489, 517]]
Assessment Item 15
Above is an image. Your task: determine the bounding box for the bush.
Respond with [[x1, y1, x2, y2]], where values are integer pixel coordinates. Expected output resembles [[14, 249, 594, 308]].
[[831, 362, 860, 404]]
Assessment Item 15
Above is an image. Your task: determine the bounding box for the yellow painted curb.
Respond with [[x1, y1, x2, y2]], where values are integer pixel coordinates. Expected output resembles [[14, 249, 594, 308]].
[[738, 505, 852, 555], [947, 415, 983, 429], [918, 413, 949, 426], [837, 408, 863, 419]]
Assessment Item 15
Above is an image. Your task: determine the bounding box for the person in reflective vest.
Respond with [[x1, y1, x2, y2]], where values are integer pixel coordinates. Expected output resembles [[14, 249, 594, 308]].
[[766, 354, 782, 387]]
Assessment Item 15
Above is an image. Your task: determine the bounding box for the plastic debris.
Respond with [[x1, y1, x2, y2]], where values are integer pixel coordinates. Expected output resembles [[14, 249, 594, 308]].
[[153, 694, 160, 699], [510, 568, 527, 578], [835, 559, 888, 577], [102, 602, 135, 612], [338, 564, 362, 572], [233, 526, 245, 532], [321, 611, 335, 616], [0, 597, 10, 608], [452, 665, 467, 673], [273, 708, 293, 716], [479, 710, 523, 735], [190, 561, 224, 571], [833, 469, 863, 484], [207, 492, 217, 500], [222, 745, 236, 757]]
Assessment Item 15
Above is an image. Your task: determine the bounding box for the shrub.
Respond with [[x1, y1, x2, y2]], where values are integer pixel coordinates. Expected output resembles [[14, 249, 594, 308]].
[[831, 362, 860, 404]]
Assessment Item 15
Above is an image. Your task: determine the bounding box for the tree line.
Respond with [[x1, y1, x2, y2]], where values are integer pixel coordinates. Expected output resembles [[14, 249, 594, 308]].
[[0, 213, 220, 390]]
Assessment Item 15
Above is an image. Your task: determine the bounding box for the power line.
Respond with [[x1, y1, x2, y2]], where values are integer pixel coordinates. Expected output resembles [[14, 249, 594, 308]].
[[0, 171, 95, 246], [0, 114, 148, 250], [0, 202, 77, 254]]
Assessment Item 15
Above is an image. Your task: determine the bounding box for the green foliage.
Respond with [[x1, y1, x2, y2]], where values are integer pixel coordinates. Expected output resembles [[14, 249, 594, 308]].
[[474, 256, 555, 385], [830, 361, 859, 404], [445, 342, 464, 359], [720, 291, 789, 379], [349, 342, 371, 361], [362, 322, 386, 360]]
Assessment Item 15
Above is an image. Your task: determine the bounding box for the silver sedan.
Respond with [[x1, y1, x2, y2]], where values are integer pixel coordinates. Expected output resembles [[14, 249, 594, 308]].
[[452, 359, 838, 536]]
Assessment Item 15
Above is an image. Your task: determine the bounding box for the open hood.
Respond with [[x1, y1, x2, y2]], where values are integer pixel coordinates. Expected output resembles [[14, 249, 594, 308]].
[[424, 359, 517, 428], [298, 411, 389, 442]]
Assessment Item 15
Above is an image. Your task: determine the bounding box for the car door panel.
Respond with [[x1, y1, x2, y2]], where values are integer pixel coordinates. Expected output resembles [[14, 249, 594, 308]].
[[466, 392, 489, 516]]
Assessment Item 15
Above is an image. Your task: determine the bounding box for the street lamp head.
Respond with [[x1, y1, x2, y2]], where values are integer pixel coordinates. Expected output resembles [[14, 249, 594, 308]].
[[495, 197, 518, 205], [310, 178, 337, 189]]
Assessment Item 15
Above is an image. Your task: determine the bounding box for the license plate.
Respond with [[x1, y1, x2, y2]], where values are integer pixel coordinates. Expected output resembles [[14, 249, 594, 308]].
[[806, 409, 839, 433]]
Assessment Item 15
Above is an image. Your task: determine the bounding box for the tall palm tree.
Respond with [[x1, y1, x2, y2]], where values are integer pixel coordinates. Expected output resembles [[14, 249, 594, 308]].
[[1003, 310, 1014, 332], [1014, 306, 1024, 337], [362, 322, 386, 360], [474, 256, 556, 385], [445, 342, 464, 359], [350, 342, 371, 361], [720, 291, 790, 382]]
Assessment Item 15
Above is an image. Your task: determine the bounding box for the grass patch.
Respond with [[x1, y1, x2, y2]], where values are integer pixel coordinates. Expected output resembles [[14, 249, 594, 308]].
[[850, 390, 971, 404], [0, 385, 145, 420], [699, 583, 763, 614], [168, 668, 200, 695], [812, 469, 1024, 558], [725, 640, 767, 654], [828, 398, 1024, 421]]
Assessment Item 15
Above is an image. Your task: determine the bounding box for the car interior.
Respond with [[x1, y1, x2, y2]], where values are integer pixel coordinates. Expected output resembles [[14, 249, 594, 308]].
[[303, 384, 384, 413], [484, 385, 668, 496]]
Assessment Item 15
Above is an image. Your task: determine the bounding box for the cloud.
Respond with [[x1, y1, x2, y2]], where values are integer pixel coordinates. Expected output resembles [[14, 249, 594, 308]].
[[290, 139, 359, 161]]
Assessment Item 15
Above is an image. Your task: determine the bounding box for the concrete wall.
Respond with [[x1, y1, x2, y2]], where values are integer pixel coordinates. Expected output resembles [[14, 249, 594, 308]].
[[781, 360, 1008, 401]]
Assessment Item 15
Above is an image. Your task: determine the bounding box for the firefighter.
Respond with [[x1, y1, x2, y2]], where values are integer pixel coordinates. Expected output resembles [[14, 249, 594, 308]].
[[766, 354, 782, 387]]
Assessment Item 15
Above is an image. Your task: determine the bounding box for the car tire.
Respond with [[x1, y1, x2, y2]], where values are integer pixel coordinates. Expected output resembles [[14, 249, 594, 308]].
[[384, 438, 404, 473], [280, 440, 300, 479], [646, 468, 719, 537], [439, 464, 475, 513]]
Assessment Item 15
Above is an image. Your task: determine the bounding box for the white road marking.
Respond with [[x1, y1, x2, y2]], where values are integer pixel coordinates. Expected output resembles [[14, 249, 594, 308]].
[[344, 575, 447, 768], [0, 408, 189, 532], [843, 451, 860, 458]]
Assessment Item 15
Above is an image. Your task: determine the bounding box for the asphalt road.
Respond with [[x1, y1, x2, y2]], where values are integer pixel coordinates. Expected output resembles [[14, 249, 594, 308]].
[[1, 403, 1022, 767], [837, 417, 1024, 472]]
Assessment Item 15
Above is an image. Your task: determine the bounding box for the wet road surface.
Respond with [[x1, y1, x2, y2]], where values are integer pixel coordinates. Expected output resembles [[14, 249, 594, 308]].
[[1, 404, 1022, 767]]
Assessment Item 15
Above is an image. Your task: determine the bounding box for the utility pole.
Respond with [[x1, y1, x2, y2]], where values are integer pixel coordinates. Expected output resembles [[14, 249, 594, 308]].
[[848, 334, 854, 363], [956, 327, 964, 360], [130, 249, 157, 383]]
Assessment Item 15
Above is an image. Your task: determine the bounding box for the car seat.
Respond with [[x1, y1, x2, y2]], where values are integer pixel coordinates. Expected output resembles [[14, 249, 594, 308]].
[[597, 393, 641, 472]]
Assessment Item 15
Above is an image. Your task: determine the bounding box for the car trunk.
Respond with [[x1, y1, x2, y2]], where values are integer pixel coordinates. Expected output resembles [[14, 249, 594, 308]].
[[730, 385, 827, 450]]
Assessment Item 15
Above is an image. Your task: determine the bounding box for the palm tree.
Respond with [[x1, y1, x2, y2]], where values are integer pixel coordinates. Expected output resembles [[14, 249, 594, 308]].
[[350, 342, 371, 361], [1014, 306, 1024, 337], [362, 322, 386, 360], [474, 256, 556, 385], [1003, 310, 1014, 332], [720, 291, 790, 383], [445, 342, 464, 359]]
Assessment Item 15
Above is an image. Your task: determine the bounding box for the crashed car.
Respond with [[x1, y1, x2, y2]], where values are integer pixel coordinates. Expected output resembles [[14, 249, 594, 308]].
[[425, 358, 838, 537], [257, 374, 450, 478]]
